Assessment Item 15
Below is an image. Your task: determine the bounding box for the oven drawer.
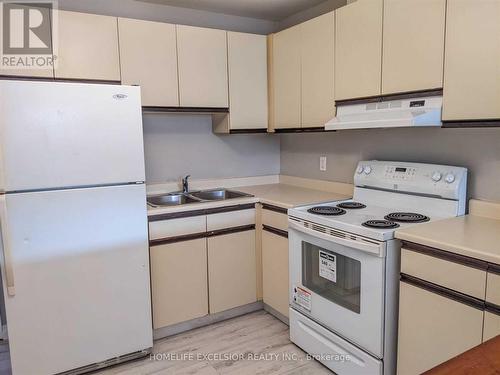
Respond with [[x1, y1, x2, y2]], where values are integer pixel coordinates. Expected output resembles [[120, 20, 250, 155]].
[[401, 246, 487, 299], [290, 308, 382, 375]]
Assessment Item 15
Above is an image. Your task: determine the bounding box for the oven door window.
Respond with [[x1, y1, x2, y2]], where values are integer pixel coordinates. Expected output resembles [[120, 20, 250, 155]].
[[302, 241, 361, 313]]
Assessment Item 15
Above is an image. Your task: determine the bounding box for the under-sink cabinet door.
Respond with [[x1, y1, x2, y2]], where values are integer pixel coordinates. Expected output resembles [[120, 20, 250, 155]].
[[262, 229, 289, 318], [150, 239, 208, 329], [483, 311, 500, 342], [207, 230, 257, 314], [397, 278, 484, 375], [118, 18, 179, 107]]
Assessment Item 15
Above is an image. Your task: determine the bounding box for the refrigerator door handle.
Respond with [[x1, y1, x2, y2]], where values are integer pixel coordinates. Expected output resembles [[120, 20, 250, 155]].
[[0, 195, 15, 296]]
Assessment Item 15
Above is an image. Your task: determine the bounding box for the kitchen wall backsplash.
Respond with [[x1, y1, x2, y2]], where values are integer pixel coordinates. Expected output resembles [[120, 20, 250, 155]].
[[280, 128, 500, 202], [143, 114, 280, 184]]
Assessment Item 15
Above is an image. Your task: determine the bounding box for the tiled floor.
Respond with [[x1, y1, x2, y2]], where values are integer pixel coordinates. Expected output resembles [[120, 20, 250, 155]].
[[1, 311, 332, 375]]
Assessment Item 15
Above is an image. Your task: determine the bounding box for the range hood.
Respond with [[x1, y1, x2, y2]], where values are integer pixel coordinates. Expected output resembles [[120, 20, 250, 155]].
[[325, 96, 443, 130]]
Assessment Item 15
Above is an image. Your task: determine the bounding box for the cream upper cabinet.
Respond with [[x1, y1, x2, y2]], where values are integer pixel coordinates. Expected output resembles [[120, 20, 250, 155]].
[[0, 5, 54, 78], [443, 0, 500, 121], [54, 11, 120, 81], [335, 0, 383, 100], [272, 24, 302, 129], [300, 12, 335, 128], [176, 25, 228, 108], [208, 230, 257, 314], [227, 32, 268, 130], [382, 0, 446, 95], [118, 18, 179, 107]]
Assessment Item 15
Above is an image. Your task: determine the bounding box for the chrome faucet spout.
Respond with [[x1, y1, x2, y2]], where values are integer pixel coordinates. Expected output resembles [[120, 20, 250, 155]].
[[182, 175, 191, 193]]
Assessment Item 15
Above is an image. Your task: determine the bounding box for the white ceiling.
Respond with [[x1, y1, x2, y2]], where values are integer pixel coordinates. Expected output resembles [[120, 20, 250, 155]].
[[135, 0, 328, 21]]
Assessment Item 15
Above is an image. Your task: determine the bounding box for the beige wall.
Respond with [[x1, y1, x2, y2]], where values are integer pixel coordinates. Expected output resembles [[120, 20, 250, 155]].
[[143, 114, 280, 184], [280, 128, 500, 202]]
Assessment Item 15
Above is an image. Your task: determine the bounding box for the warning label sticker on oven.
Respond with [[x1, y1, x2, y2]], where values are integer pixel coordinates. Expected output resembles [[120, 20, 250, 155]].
[[319, 251, 337, 283], [295, 286, 312, 311]]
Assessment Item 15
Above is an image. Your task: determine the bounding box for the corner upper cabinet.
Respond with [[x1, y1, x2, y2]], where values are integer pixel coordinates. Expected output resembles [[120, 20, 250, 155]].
[[118, 18, 179, 107], [335, 0, 383, 101], [176, 25, 228, 108], [271, 24, 302, 129], [54, 11, 121, 81], [442, 0, 500, 122], [301, 12, 335, 128], [224, 32, 268, 131], [382, 0, 446, 95]]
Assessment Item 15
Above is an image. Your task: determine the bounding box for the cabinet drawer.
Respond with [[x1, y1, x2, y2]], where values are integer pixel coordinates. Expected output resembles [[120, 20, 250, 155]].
[[486, 271, 500, 306], [149, 216, 206, 241], [401, 247, 486, 299], [262, 208, 288, 232], [484, 311, 500, 342], [397, 279, 484, 374], [207, 209, 255, 231]]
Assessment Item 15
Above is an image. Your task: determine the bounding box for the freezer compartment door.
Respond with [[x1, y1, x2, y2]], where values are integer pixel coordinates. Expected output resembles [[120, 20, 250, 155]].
[[0, 80, 145, 192], [0, 185, 152, 375]]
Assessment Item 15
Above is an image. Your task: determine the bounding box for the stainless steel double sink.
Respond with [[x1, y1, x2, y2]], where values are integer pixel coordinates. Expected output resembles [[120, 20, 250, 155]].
[[147, 189, 253, 207]]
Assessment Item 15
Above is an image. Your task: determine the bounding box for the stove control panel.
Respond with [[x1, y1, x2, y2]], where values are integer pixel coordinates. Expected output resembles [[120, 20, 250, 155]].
[[354, 161, 468, 201]]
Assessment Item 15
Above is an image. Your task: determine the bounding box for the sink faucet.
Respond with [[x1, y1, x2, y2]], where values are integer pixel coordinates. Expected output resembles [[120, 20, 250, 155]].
[[182, 175, 191, 193]]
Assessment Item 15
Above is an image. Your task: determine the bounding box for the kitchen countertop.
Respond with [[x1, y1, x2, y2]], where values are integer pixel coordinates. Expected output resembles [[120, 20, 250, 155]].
[[396, 204, 500, 265], [147, 182, 350, 217]]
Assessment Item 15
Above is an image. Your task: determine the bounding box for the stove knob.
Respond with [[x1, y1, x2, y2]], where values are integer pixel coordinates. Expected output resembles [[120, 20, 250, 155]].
[[445, 173, 455, 184], [364, 166, 372, 175], [432, 171, 442, 182], [356, 165, 364, 174]]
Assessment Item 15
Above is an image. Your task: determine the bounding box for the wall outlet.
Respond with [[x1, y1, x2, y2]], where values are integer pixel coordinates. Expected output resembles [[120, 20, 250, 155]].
[[319, 156, 327, 171]]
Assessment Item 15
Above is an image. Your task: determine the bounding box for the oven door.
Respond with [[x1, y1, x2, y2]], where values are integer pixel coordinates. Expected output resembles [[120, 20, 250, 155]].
[[289, 221, 386, 358]]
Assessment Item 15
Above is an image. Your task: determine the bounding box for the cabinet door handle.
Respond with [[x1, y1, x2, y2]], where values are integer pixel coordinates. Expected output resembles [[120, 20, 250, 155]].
[[0, 196, 15, 296]]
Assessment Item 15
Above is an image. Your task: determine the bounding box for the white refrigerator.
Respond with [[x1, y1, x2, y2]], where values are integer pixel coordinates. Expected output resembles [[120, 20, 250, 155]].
[[0, 81, 153, 375]]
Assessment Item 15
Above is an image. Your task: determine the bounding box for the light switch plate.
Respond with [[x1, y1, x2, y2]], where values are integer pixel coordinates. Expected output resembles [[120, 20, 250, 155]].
[[320, 156, 327, 171]]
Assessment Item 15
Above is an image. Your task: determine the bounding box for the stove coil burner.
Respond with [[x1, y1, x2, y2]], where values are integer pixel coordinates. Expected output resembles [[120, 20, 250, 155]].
[[307, 206, 347, 216], [337, 202, 367, 209], [362, 220, 400, 229], [384, 212, 430, 223]]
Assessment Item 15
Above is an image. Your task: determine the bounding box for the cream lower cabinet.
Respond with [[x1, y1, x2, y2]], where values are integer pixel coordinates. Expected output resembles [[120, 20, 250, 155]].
[[118, 18, 179, 107], [208, 230, 257, 314], [443, 0, 500, 121], [150, 238, 209, 329], [262, 229, 289, 318], [485, 270, 500, 341], [176, 25, 228, 108], [335, 0, 383, 100], [54, 11, 121, 81], [397, 280, 484, 375]]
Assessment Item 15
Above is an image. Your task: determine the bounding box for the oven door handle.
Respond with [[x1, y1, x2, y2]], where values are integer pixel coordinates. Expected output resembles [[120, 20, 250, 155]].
[[288, 219, 385, 257]]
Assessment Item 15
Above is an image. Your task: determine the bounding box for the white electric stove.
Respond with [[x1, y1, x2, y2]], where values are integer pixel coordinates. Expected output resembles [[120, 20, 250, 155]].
[[288, 160, 467, 375]]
